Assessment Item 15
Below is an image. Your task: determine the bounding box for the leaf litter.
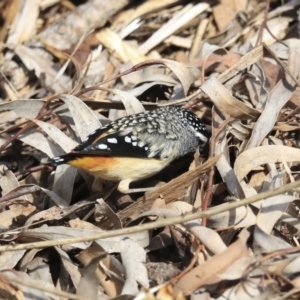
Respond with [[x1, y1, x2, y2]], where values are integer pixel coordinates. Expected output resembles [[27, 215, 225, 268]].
[[1, 0, 300, 299]]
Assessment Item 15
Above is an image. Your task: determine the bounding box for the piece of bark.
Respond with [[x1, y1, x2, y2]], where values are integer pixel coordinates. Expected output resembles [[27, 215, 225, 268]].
[[38, 0, 130, 50]]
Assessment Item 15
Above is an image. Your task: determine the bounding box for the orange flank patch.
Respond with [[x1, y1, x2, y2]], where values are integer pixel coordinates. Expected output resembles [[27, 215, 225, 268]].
[[67, 156, 116, 171], [65, 156, 172, 182]]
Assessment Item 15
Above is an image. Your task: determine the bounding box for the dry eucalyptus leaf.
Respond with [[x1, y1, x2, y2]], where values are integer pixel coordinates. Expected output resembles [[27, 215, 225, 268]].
[[76, 242, 123, 298], [120, 238, 149, 295], [25, 206, 63, 227], [139, 2, 210, 54], [0, 99, 45, 118], [249, 17, 293, 46], [142, 201, 227, 255], [246, 46, 300, 149], [0, 184, 68, 208], [15, 45, 71, 93], [60, 94, 102, 141], [19, 129, 59, 159], [55, 246, 81, 288], [201, 76, 260, 120], [234, 145, 300, 181], [95, 199, 122, 229], [26, 257, 58, 300], [97, 28, 146, 64], [160, 59, 201, 96], [174, 229, 250, 294], [200, 42, 227, 62], [52, 164, 77, 206], [0, 249, 27, 269], [33, 119, 78, 154], [0, 169, 20, 196], [215, 136, 245, 199], [76, 256, 103, 300], [38, 0, 130, 50], [6, 0, 39, 45], [21, 225, 149, 253], [0, 201, 35, 228], [217, 256, 254, 281], [0, 270, 51, 300], [109, 89, 145, 115], [253, 195, 295, 252], [207, 204, 256, 229]]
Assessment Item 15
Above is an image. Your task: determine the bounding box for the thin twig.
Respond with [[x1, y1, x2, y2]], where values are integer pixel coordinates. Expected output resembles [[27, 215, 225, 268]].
[[254, 0, 271, 47], [201, 117, 234, 226], [1, 178, 300, 252], [0, 273, 90, 300]]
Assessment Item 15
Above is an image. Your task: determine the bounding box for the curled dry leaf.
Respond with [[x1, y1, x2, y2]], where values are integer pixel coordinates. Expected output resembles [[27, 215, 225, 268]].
[[281, 255, 300, 277], [0, 169, 20, 196], [32, 114, 79, 204], [0, 270, 51, 300], [215, 136, 245, 199], [76, 256, 104, 300], [174, 229, 250, 294], [25, 206, 62, 227], [0, 99, 45, 118], [52, 164, 77, 206], [201, 76, 260, 120], [95, 199, 122, 229], [201, 42, 227, 59], [76, 242, 124, 298], [184, 222, 227, 255], [60, 94, 102, 141], [97, 28, 146, 64], [249, 17, 293, 46], [207, 204, 256, 229], [32, 119, 78, 154], [15, 45, 72, 93], [159, 59, 201, 96], [0, 184, 68, 208], [109, 88, 145, 115], [19, 129, 60, 159], [139, 2, 210, 54], [167, 202, 227, 254], [6, 0, 39, 45], [246, 46, 300, 149], [55, 246, 81, 289], [254, 195, 295, 252], [125, 58, 201, 98], [120, 238, 149, 295], [141, 201, 227, 255], [0, 200, 35, 228], [235, 145, 300, 181], [0, 249, 27, 269], [128, 80, 176, 100]]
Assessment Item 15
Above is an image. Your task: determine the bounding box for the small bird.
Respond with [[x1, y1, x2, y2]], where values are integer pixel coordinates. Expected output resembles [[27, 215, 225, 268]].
[[50, 106, 209, 193]]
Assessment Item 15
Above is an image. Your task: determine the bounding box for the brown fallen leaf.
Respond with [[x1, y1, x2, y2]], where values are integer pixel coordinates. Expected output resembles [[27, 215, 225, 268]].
[[201, 76, 260, 120], [234, 145, 300, 181], [173, 229, 250, 295]]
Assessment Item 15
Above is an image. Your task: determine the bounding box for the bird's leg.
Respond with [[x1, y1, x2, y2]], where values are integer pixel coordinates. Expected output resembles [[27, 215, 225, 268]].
[[118, 179, 157, 194]]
